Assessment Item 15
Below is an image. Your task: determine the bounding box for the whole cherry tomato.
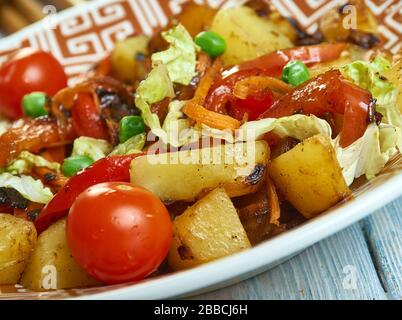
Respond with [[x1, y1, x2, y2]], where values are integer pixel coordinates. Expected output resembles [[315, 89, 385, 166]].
[[0, 48, 67, 119], [67, 182, 172, 284]]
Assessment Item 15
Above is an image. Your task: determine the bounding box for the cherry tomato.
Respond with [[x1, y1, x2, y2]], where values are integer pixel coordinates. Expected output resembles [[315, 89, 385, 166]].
[[72, 93, 109, 140], [0, 49, 67, 119], [67, 182, 172, 284], [35, 153, 144, 233]]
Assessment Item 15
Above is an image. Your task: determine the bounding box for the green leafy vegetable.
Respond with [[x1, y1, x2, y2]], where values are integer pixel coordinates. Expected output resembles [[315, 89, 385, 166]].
[[6, 151, 60, 175], [342, 56, 402, 130], [151, 24, 198, 85], [110, 133, 146, 156], [71, 136, 112, 161], [334, 123, 401, 185], [0, 173, 53, 204]]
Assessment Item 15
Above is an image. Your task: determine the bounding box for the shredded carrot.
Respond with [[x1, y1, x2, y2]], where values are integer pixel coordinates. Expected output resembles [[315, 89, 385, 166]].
[[183, 58, 240, 131], [183, 101, 240, 131], [267, 176, 281, 226], [233, 76, 292, 99], [192, 58, 223, 105]]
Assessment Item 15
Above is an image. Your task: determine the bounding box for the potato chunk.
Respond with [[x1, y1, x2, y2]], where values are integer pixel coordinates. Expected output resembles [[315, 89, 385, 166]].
[[111, 35, 149, 83], [269, 135, 351, 219], [168, 188, 251, 270], [209, 6, 293, 65], [20, 218, 100, 291], [130, 141, 269, 202], [0, 214, 37, 285]]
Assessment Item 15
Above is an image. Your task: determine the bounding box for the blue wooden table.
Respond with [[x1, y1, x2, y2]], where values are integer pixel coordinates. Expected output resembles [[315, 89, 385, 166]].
[[194, 197, 402, 300]]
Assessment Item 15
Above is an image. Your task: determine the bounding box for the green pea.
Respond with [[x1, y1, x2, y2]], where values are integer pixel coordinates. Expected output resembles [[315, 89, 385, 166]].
[[119, 115, 145, 143], [62, 155, 94, 177], [282, 60, 310, 87], [22, 92, 49, 118], [195, 31, 227, 58]]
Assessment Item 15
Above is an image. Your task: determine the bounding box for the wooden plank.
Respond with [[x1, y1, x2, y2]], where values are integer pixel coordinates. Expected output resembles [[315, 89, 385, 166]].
[[192, 224, 387, 300], [360, 197, 402, 299]]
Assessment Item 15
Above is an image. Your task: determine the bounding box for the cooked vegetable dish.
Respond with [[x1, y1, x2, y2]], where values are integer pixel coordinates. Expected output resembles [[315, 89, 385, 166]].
[[0, 0, 401, 291]]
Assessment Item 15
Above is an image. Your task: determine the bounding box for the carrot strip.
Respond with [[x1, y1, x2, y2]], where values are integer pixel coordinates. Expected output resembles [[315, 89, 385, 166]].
[[233, 76, 292, 100], [192, 58, 222, 105], [183, 101, 240, 131]]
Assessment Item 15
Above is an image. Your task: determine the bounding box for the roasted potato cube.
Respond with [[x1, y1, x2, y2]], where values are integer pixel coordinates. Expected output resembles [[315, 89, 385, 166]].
[[20, 218, 100, 291], [168, 188, 251, 270], [130, 141, 269, 201], [383, 56, 402, 113], [111, 35, 149, 83], [319, 0, 378, 45], [209, 6, 293, 65], [0, 214, 37, 285], [269, 135, 351, 219]]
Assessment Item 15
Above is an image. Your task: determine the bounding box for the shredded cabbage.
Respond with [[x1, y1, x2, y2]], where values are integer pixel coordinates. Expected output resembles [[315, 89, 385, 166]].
[[71, 136, 112, 161], [6, 151, 60, 175], [0, 173, 53, 204], [342, 56, 402, 130], [151, 24, 199, 85], [110, 133, 146, 156]]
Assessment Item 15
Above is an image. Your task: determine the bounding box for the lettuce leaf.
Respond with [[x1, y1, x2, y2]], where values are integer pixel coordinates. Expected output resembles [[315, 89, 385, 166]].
[[135, 64, 175, 142], [110, 133, 146, 156], [6, 151, 60, 175], [0, 173, 53, 204], [334, 123, 401, 185], [342, 56, 402, 130], [237, 115, 332, 142], [151, 24, 198, 85], [71, 136, 112, 161]]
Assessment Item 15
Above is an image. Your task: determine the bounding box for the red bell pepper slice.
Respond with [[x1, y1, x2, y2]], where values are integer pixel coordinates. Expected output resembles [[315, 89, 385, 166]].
[[34, 153, 144, 233], [236, 43, 347, 74], [259, 70, 372, 148], [204, 44, 347, 115]]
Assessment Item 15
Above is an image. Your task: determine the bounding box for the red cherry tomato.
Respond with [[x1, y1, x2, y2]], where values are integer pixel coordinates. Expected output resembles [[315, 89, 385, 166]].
[[67, 182, 172, 285], [72, 93, 109, 140], [0, 48, 67, 119]]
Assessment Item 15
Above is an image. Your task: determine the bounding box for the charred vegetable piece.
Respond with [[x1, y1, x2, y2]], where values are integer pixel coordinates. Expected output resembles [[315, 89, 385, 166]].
[[0, 187, 28, 209]]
